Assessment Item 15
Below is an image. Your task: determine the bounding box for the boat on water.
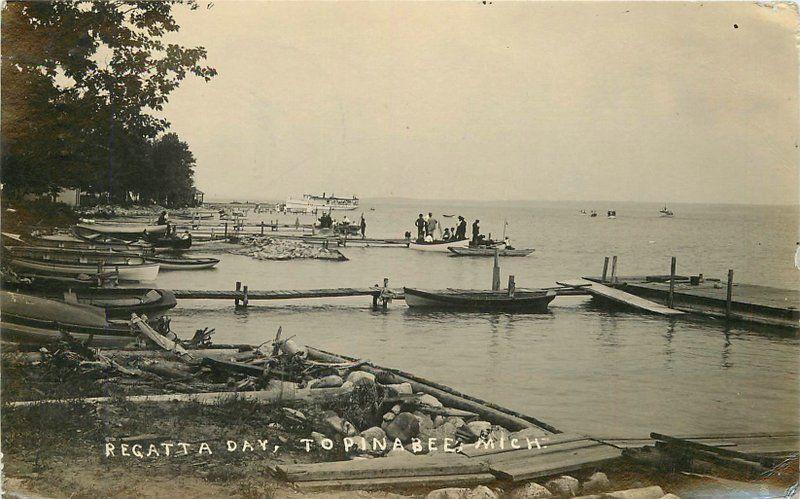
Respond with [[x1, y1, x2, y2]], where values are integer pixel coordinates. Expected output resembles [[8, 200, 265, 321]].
[[0, 291, 139, 347], [285, 193, 359, 213], [448, 246, 534, 257], [607, 210, 617, 219], [143, 255, 219, 270], [31, 288, 177, 319], [408, 238, 471, 253], [659, 205, 674, 217], [403, 287, 556, 313], [6, 246, 160, 282]]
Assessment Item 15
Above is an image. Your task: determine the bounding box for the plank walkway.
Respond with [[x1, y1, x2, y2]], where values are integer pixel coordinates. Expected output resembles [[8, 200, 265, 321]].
[[557, 279, 685, 316], [172, 287, 405, 300]]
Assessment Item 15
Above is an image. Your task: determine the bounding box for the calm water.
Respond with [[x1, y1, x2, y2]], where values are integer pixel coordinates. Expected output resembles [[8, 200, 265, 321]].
[[156, 200, 799, 437]]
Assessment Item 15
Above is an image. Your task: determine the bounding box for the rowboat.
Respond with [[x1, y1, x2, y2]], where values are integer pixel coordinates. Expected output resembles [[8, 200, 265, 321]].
[[74, 221, 168, 239], [6, 247, 160, 282], [408, 238, 470, 253], [3, 269, 119, 289], [35, 234, 154, 254], [0, 291, 139, 347], [35, 288, 177, 319], [403, 287, 556, 313], [76, 230, 191, 252], [448, 246, 534, 257], [143, 255, 219, 270]]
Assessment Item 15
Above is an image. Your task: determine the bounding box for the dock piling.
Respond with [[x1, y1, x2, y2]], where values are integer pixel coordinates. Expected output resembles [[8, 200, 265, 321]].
[[610, 256, 618, 285], [224, 222, 228, 238], [726, 269, 734, 320], [260, 221, 265, 236], [234, 281, 241, 308], [242, 285, 249, 308], [507, 275, 515, 297], [602, 257, 610, 283], [382, 277, 389, 310], [492, 249, 501, 291], [668, 256, 677, 308]]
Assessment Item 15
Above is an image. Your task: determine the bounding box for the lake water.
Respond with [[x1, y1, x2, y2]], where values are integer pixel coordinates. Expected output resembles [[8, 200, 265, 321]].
[[156, 200, 799, 437]]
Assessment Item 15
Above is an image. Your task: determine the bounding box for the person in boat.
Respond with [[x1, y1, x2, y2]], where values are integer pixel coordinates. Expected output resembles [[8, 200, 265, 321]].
[[342, 215, 351, 225], [415, 214, 426, 242], [157, 210, 169, 226], [360, 214, 366, 239], [456, 216, 467, 240], [472, 219, 480, 244], [427, 213, 439, 240], [442, 228, 451, 241]]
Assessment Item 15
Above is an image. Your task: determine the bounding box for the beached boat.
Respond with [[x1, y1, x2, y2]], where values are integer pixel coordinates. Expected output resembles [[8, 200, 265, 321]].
[[35, 234, 154, 254], [448, 246, 534, 257], [32, 288, 178, 319], [404, 287, 556, 312], [6, 247, 159, 282], [74, 221, 168, 239], [3, 269, 120, 289], [76, 230, 191, 252], [143, 255, 219, 270], [408, 238, 471, 253], [0, 291, 139, 347]]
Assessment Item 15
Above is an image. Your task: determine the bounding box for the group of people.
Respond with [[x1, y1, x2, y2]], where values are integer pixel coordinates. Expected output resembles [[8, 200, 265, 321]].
[[414, 213, 480, 243], [317, 212, 367, 238]]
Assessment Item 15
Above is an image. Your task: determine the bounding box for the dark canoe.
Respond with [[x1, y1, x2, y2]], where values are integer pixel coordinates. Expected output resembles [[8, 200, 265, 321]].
[[35, 288, 177, 319], [448, 246, 535, 257], [0, 291, 138, 347], [403, 287, 556, 313], [144, 255, 219, 270]]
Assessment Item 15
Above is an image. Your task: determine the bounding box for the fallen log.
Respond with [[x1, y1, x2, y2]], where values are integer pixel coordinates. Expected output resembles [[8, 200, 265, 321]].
[[5, 380, 353, 408], [130, 314, 191, 359]]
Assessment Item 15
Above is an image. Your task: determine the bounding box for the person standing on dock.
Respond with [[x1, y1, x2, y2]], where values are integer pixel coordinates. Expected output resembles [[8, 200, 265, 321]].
[[415, 214, 426, 242], [795, 242, 800, 270], [456, 216, 467, 240], [360, 214, 367, 239], [472, 219, 480, 244]]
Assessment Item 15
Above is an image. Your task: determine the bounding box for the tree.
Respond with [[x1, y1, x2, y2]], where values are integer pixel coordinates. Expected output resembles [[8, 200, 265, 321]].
[[1, 0, 215, 200], [138, 133, 197, 207]]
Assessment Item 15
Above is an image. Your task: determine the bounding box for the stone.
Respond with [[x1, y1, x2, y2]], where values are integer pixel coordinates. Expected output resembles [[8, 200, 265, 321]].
[[434, 415, 446, 427], [427, 488, 470, 499], [386, 447, 413, 458], [445, 416, 467, 429], [604, 486, 665, 499], [323, 414, 358, 437], [508, 482, 553, 498], [383, 412, 396, 422], [391, 404, 403, 414], [413, 411, 435, 431], [582, 472, 611, 494], [468, 486, 499, 499], [360, 426, 388, 456], [384, 382, 413, 396], [309, 374, 343, 389], [659, 494, 680, 499], [347, 370, 376, 384], [384, 412, 420, 443], [418, 393, 444, 408], [544, 476, 580, 498], [465, 421, 492, 439], [343, 435, 368, 454], [418, 422, 459, 452]]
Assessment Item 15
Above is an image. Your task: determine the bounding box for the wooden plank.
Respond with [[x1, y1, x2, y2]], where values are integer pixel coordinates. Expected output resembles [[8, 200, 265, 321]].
[[481, 441, 607, 466], [489, 444, 623, 482], [557, 279, 685, 316], [460, 432, 587, 458], [294, 473, 496, 491], [279, 454, 486, 482]]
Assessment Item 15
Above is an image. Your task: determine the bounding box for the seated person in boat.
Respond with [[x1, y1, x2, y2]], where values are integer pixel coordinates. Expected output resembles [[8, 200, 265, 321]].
[[157, 210, 169, 225], [442, 228, 451, 241], [424, 234, 434, 243]]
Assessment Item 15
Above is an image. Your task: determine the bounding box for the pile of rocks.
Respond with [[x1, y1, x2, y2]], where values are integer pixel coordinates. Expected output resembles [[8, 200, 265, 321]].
[[427, 474, 679, 499], [233, 236, 347, 261]]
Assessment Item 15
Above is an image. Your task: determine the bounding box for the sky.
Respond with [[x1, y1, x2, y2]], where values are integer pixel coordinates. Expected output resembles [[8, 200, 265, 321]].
[[162, 1, 799, 204]]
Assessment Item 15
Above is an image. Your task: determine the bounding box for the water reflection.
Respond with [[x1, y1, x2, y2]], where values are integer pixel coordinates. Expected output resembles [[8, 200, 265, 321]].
[[662, 321, 675, 368], [721, 326, 733, 369]]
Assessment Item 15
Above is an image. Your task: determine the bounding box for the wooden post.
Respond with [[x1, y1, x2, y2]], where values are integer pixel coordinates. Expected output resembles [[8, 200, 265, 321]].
[[726, 269, 734, 320], [492, 248, 501, 291], [234, 281, 241, 308], [372, 285, 379, 309], [602, 256, 609, 283], [610, 255, 618, 285], [668, 256, 677, 308], [382, 277, 389, 310], [242, 285, 249, 308], [224, 222, 228, 238], [507, 275, 515, 297], [260, 221, 265, 235]]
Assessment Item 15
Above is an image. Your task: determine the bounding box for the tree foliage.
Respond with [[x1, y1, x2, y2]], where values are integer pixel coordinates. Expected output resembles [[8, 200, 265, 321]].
[[1, 0, 215, 203]]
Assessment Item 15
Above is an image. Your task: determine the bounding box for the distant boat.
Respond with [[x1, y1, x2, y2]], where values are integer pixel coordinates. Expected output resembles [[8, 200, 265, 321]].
[[442, 214, 455, 218], [404, 287, 556, 313], [285, 193, 359, 213], [659, 205, 674, 217], [607, 210, 617, 219], [448, 246, 534, 257], [589, 211, 598, 217]]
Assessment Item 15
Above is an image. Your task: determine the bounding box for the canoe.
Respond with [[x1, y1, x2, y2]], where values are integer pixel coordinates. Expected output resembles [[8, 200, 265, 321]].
[[408, 238, 470, 253], [7, 247, 159, 282], [0, 291, 139, 347], [403, 287, 556, 313], [3, 270, 120, 289], [448, 246, 534, 257], [144, 255, 219, 270], [34, 288, 177, 319], [74, 222, 168, 239]]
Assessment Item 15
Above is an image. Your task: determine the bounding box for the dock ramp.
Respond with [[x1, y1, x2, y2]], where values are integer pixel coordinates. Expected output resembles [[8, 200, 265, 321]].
[[557, 279, 685, 316]]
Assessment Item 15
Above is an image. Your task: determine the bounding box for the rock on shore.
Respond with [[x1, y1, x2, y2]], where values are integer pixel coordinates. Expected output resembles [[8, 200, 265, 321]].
[[233, 236, 348, 261]]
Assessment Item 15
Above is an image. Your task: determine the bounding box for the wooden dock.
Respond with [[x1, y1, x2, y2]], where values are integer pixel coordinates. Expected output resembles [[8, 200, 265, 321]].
[[557, 279, 685, 316], [172, 287, 404, 301]]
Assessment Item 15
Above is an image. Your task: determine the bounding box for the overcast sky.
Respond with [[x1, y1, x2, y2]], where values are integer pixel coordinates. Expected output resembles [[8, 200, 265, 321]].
[[163, 1, 799, 204]]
